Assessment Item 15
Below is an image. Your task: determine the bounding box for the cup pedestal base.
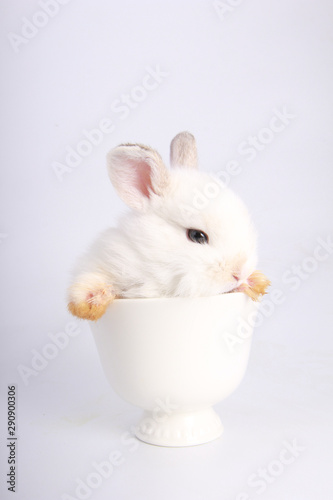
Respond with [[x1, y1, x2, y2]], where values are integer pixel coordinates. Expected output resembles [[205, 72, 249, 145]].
[[135, 407, 223, 447]]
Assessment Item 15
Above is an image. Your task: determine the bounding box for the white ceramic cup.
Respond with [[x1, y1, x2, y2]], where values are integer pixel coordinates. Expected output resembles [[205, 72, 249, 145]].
[[90, 293, 258, 447]]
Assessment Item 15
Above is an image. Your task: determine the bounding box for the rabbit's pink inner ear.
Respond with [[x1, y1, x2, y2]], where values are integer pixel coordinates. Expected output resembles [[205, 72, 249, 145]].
[[107, 144, 169, 210], [130, 160, 154, 198]]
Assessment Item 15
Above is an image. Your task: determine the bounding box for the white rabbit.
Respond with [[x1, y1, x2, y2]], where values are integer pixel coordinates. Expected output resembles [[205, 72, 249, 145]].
[[68, 132, 260, 321]]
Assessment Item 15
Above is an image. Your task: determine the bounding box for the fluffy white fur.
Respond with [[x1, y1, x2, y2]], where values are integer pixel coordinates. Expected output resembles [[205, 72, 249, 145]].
[[68, 132, 257, 312]]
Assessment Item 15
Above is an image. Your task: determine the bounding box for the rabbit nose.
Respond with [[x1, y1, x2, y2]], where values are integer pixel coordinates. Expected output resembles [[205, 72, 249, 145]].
[[232, 274, 240, 282]]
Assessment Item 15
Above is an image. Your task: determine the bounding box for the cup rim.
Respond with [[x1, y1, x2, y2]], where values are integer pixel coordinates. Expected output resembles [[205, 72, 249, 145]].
[[112, 291, 246, 304]]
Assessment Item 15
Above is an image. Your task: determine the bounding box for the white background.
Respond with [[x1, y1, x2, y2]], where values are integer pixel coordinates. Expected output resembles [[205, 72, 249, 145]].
[[0, 0, 333, 499]]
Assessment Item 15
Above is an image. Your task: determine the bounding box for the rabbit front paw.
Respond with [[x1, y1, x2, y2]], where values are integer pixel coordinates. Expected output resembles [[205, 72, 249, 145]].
[[68, 275, 115, 321], [236, 270, 271, 301]]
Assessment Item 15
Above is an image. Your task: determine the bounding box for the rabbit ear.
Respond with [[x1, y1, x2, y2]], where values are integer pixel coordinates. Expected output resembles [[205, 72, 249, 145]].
[[170, 131, 198, 169], [107, 143, 170, 211]]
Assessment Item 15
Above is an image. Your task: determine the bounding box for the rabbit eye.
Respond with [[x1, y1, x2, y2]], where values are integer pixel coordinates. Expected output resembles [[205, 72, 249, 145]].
[[187, 229, 209, 244]]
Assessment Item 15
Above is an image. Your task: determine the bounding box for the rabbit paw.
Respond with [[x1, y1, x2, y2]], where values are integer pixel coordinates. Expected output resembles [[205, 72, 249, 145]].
[[236, 271, 271, 301], [68, 275, 115, 321]]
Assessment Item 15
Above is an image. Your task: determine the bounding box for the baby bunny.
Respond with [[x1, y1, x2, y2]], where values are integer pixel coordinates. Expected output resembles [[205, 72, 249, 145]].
[[68, 132, 269, 321]]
